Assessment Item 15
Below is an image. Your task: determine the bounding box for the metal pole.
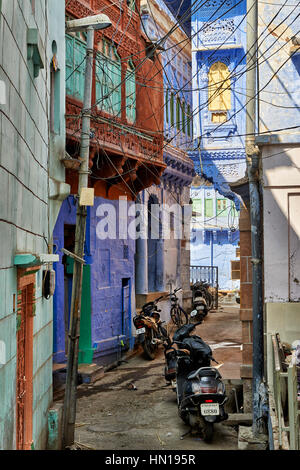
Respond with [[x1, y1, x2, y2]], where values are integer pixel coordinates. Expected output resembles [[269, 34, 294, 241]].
[[62, 27, 94, 448], [245, 0, 264, 436]]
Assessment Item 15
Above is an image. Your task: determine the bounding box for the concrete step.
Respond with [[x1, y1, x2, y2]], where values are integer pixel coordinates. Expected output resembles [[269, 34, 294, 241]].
[[78, 363, 104, 384], [223, 413, 253, 426]]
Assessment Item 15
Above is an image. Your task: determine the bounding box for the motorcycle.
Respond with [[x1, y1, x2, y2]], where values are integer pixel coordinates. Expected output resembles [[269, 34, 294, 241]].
[[165, 323, 228, 442], [190, 283, 209, 321], [133, 294, 170, 360]]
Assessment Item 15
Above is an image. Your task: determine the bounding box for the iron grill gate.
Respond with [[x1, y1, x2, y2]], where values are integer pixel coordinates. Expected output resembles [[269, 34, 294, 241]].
[[190, 265, 219, 309]]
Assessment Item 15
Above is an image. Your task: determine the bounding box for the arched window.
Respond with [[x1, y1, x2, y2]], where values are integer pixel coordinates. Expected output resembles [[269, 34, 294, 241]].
[[208, 62, 231, 123]]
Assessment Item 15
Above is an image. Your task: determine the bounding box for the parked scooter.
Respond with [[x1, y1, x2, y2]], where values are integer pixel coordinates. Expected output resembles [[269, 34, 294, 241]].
[[165, 323, 228, 442], [190, 283, 209, 321], [133, 294, 170, 360]]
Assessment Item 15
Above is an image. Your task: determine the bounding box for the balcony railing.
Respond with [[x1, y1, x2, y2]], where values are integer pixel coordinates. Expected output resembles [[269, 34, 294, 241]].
[[268, 333, 300, 450]]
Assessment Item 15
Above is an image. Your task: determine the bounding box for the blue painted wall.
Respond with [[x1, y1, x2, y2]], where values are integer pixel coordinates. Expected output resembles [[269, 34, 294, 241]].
[[53, 196, 136, 364], [189, 0, 247, 203], [191, 228, 240, 290]]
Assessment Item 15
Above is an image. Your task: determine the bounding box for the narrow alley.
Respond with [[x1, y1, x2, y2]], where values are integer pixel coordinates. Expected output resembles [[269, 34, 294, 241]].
[[2, 0, 300, 454], [68, 303, 242, 450]]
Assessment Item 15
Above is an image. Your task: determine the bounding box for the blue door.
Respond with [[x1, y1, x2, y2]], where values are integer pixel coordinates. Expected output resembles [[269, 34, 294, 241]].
[[122, 280, 132, 349]]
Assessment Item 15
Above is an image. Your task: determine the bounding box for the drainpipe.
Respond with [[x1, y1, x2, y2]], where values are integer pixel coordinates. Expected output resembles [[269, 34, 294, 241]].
[[246, 0, 266, 436]]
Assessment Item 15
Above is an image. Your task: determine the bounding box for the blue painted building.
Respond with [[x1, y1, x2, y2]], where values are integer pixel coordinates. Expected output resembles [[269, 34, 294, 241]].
[[53, 196, 136, 366], [189, 0, 247, 200], [191, 182, 240, 290], [188, 0, 247, 289]]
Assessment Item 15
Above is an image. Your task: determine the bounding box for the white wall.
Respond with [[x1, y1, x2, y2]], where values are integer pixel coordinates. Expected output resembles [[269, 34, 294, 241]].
[[262, 144, 300, 302]]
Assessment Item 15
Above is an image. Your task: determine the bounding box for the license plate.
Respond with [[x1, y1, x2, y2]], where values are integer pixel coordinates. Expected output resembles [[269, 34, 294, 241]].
[[191, 310, 198, 317], [201, 403, 220, 416], [136, 327, 146, 335]]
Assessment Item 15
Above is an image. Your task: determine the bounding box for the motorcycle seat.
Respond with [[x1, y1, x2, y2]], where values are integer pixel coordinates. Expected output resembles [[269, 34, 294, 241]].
[[187, 367, 221, 380]]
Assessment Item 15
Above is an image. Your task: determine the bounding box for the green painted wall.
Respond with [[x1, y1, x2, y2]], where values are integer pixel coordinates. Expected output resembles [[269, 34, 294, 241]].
[[66, 258, 93, 364]]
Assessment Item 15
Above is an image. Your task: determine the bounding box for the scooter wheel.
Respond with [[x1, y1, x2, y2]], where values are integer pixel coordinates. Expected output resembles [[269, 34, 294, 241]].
[[143, 335, 157, 360]]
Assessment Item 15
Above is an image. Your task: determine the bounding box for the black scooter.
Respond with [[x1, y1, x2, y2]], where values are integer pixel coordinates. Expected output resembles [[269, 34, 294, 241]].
[[190, 283, 208, 321], [165, 323, 228, 442]]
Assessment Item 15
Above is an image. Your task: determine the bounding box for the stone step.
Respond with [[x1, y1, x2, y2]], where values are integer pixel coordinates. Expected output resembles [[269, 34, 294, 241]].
[[78, 364, 104, 384], [223, 413, 253, 426]]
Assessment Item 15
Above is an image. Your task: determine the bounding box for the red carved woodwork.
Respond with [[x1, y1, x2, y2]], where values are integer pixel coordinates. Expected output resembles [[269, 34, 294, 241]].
[[66, 0, 165, 200]]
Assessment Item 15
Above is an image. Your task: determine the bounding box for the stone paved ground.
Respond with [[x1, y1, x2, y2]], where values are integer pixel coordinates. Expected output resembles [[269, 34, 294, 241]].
[[57, 303, 242, 450]]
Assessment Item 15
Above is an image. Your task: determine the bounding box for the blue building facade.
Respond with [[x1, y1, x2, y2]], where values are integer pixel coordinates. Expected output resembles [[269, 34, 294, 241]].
[[189, 0, 247, 200], [53, 196, 136, 366], [189, 0, 247, 289], [191, 182, 240, 290]]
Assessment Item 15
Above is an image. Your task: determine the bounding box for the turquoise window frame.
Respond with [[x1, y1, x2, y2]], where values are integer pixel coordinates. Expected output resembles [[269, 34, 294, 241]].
[[95, 40, 122, 117], [66, 33, 86, 102]]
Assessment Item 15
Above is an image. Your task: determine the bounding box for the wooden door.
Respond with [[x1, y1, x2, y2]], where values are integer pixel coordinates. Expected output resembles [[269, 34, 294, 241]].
[[16, 284, 33, 450]]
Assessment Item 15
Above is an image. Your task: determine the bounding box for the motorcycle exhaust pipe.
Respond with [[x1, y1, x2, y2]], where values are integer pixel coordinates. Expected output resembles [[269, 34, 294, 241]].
[[151, 338, 164, 345]]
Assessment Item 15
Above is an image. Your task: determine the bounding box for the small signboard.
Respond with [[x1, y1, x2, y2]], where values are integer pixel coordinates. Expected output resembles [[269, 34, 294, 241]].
[[80, 188, 95, 206]]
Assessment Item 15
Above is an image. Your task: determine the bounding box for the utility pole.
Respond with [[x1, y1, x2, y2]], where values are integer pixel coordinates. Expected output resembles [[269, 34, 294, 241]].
[[62, 26, 94, 449], [245, 0, 265, 436], [62, 14, 112, 449]]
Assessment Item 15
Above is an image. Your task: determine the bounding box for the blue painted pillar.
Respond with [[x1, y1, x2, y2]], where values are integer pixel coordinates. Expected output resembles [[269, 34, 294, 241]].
[[156, 238, 165, 292], [135, 238, 148, 294], [135, 192, 148, 294]]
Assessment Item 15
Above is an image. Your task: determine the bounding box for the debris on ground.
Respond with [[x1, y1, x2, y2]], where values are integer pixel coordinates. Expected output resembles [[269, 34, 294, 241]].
[[128, 382, 138, 390], [66, 441, 96, 450]]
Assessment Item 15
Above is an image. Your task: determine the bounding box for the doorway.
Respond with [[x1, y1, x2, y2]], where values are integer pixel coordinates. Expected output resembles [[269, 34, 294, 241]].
[[16, 280, 34, 450], [122, 278, 131, 349]]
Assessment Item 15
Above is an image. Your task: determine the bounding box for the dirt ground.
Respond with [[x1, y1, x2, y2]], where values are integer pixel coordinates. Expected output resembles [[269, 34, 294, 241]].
[[62, 303, 243, 450]]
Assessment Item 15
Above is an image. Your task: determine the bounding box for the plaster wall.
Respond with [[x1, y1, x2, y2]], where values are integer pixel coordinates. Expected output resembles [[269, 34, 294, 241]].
[[257, 1, 300, 134], [262, 144, 300, 303], [53, 196, 136, 364], [47, 0, 70, 236], [0, 0, 65, 449], [191, 229, 239, 290]]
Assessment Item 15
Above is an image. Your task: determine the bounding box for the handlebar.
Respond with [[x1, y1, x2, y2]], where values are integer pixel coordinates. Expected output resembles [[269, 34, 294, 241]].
[[142, 287, 183, 310]]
